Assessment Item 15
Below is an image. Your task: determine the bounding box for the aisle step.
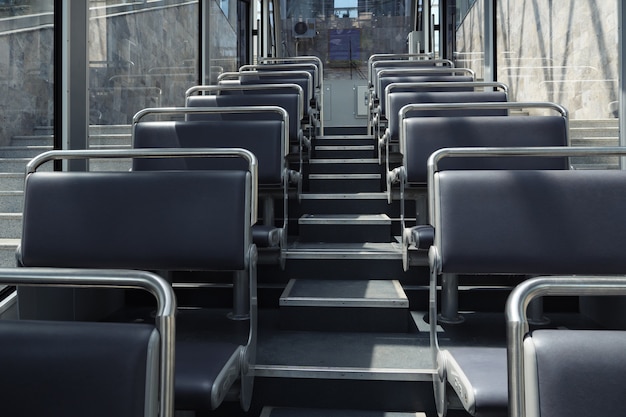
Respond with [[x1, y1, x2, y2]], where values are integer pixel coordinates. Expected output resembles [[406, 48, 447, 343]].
[[255, 321, 432, 380], [308, 173, 381, 193], [298, 192, 390, 214], [313, 144, 376, 159], [280, 279, 409, 332], [298, 214, 391, 243], [261, 407, 426, 417], [284, 241, 403, 260], [308, 158, 381, 174]]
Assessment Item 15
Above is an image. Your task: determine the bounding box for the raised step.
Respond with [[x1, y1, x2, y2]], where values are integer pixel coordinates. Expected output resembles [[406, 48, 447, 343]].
[[89, 158, 133, 171], [255, 318, 432, 380], [570, 137, 619, 146], [312, 144, 376, 159], [308, 173, 381, 193], [89, 124, 132, 135], [298, 214, 391, 243], [308, 158, 381, 175], [0, 146, 52, 159], [570, 155, 619, 170], [89, 133, 132, 147], [10, 135, 53, 147], [284, 241, 403, 260], [280, 279, 409, 332], [0, 214, 22, 239], [569, 118, 618, 130], [0, 174, 25, 192], [298, 192, 390, 215], [261, 407, 426, 417], [315, 134, 375, 141], [0, 238, 19, 268], [0, 158, 50, 173], [0, 191, 23, 212]]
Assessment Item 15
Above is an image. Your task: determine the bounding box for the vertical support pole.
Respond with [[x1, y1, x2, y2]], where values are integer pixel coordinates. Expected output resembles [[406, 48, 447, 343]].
[[439, 273, 464, 324], [200, 0, 209, 85], [61, 1, 88, 171], [422, 0, 431, 55], [230, 270, 250, 320], [261, 0, 271, 58], [617, 1, 626, 169], [483, 0, 496, 82]]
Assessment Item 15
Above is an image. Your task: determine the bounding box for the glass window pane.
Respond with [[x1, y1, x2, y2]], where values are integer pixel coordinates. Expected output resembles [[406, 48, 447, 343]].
[[281, 0, 415, 80], [495, 0, 618, 168], [89, 1, 199, 125], [0, 2, 55, 145], [0, 1, 54, 279], [496, 0, 618, 121], [454, 0, 484, 79]]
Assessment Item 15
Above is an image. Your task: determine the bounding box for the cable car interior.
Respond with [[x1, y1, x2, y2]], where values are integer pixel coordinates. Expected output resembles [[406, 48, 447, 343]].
[[0, 1, 625, 416]]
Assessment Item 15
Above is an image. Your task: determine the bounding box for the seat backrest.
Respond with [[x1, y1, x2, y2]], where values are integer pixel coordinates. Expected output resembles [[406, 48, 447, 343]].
[[243, 63, 320, 88], [0, 268, 175, 417], [403, 115, 568, 184], [367, 53, 443, 83], [186, 93, 301, 141], [238, 70, 314, 105], [386, 91, 508, 141], [259, 56, 323, 84], [433, 168, 626, 275], [19, 168, 251, 271], [0, 319, 160, 417], [133, 120, 284, 185], [522, 329, 626, 417], [378, 75, 475, 116], [371, 59, 454, 92]]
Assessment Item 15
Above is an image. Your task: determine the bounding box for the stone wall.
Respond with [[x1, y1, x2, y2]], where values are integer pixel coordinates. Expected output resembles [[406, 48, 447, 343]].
[[456, 0, 618, 119], [0, 1, 239, 144], [0, 13, 54, 144]]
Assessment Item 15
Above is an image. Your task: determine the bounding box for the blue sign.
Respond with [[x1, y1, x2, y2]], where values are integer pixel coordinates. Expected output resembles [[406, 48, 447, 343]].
[[328, 29, 360, 61]]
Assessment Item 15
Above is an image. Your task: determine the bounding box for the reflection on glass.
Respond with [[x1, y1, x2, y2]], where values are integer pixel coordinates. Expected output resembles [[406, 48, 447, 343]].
[[0, 1, 54, 146], [495, 0, 617, 121], [454, 0, 484, 80], [281, 0, 415, 81], [89, 0, 199, 125]]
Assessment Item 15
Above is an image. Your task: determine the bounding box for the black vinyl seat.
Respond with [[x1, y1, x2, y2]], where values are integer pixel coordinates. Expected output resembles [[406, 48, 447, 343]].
[[428, 147, 626, 417], [379, 84, 509, 164], [392, 102, 569, 231], [132, 105, 293, 261], [0, 268, 175, 417], [17, 148, 258, 413]]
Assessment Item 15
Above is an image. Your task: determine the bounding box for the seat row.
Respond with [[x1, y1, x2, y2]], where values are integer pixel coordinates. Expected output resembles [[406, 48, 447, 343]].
[[371, 54, 626, 417], [6, 56, 326, 416]]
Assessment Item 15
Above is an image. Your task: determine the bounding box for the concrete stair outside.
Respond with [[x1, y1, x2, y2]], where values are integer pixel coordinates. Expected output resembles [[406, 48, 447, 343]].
[[0, 125, 132, 267], [569, 119, 619, 169]]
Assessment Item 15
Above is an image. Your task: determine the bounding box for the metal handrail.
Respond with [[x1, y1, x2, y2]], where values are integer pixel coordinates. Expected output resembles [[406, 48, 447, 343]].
[[398, 101, 568, 153], [375, 67, 475, 96], [367, 53, 439, 83], [184, 83, 305, 121], [427, 146, 626, 232], [259, 55, 324, 85], [240, 63, 320, 87], [217, 70, 314, 103], [0, 267, 176, 417], [388, 80, 509, 96], [26, 148, 259, 226], [133, 105, 290, 158]]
